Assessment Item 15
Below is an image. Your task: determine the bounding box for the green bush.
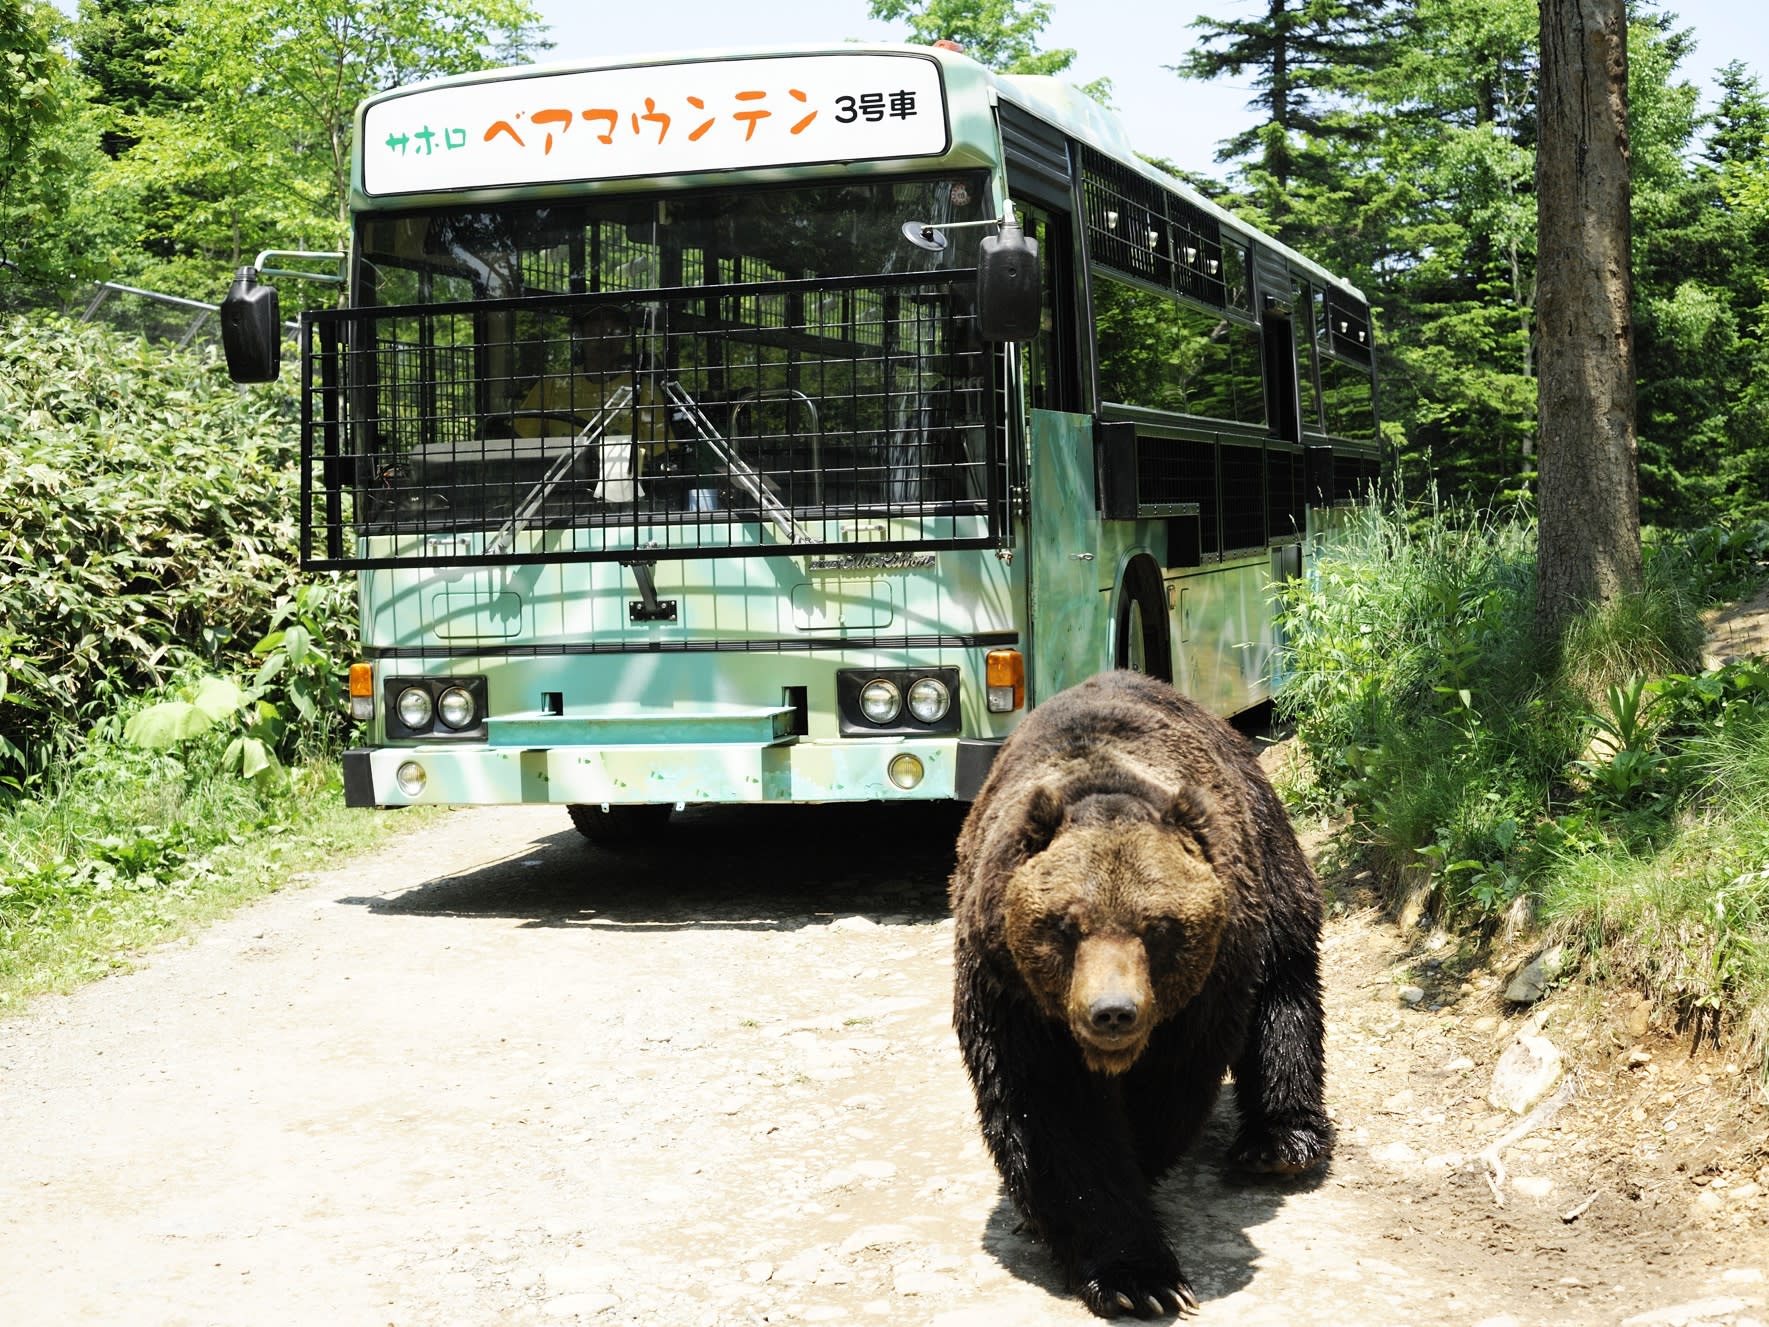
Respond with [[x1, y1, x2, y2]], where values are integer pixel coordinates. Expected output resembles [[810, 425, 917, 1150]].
[[1277, 495, 1577, 913], [0, 312, 317, 781], [1277, 494, 1715, 915], [1280, 495, 1769, 1078]]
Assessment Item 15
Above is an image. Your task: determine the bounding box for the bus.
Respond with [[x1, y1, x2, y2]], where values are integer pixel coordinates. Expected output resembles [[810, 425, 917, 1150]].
[[220, 41, 1380, 843]]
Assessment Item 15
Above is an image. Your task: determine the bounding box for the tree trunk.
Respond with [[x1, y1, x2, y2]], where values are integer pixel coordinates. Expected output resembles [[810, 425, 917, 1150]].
[[1534, 0, 1640, 638]]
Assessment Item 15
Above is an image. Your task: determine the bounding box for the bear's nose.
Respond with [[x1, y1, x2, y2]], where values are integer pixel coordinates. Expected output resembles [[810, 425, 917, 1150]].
[[1088, 995, 1142, 1036]]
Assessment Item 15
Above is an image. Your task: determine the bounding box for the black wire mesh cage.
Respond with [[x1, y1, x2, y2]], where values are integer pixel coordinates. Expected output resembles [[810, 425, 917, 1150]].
[[301, 272, 1003, 569]]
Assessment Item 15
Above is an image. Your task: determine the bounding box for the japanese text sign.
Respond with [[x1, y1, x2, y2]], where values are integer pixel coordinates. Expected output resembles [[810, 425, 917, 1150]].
[[361, 54, 950, 196]]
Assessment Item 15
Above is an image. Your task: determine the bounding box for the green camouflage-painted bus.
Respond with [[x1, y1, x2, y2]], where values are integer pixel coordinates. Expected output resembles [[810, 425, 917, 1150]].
[[221, 41, 1380, 844]]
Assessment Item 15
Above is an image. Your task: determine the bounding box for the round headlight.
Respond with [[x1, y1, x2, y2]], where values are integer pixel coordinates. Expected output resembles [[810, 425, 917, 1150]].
[[859, 678, 902, 724], [396, 686, 434, 730], [436, 685, 476, 730], [395, 761, 427, 797], [906, 677, 951, 724], [888, 753, 925, 790]]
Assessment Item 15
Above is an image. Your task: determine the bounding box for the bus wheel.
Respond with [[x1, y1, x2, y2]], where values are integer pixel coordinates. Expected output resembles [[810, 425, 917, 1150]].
[[567, 803, 672, 846], [1114, 559, 1172, 682]]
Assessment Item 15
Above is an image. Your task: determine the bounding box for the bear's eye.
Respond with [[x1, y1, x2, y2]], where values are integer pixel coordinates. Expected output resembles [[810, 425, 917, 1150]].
[[1143, 918, 1183, 949], [1038, 914, 1081, 946]]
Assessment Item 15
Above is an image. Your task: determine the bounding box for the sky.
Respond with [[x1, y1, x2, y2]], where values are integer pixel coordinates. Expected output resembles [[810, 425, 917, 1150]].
[[519, 0, 1769, 179]]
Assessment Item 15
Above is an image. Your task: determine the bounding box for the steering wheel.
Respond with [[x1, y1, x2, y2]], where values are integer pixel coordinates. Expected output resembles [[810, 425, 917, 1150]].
[[484, 409, 598, 437]]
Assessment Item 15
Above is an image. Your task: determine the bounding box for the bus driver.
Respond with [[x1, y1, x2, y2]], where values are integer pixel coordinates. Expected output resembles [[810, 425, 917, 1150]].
[[514, 304, 667, 502]]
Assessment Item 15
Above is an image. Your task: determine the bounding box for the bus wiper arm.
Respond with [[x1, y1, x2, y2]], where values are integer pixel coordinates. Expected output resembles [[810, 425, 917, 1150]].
[[486, 386, 634, 555], [661, 381, 803, 545]]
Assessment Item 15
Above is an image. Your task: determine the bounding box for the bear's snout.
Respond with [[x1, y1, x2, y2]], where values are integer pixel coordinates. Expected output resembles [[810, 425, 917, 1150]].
[[1068, 933, 1154, 1072], [1088, 992, 1142, 1034]]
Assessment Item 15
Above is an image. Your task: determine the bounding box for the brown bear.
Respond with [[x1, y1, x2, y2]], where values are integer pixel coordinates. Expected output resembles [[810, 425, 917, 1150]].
[[949, 670, 1330, 1319]]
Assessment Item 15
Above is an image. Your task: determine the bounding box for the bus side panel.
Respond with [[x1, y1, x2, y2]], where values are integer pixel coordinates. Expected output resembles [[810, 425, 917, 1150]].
[[1026, 407, 1109, 703], [1169, 556, 1282, 717]]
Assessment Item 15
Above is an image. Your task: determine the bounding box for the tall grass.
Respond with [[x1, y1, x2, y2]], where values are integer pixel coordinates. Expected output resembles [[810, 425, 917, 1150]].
[[1279, 495, 1769, 1080], [1278, 495, 1579, 906], [0, 706, 426, 1009], [1543, 711, 1769, 1071]]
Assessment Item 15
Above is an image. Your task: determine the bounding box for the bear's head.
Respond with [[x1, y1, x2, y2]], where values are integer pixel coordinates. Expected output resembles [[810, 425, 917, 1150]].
[[1001, 782, 1231, 1075]]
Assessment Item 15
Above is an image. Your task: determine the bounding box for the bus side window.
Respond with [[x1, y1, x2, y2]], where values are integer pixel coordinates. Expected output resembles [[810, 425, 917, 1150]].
[[1021, 206, 1079, 413]]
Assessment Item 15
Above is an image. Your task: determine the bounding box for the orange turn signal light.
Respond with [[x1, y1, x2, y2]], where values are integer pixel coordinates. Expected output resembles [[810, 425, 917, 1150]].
[[348, 662, 375, 722], [985, 649, 1024, 713]]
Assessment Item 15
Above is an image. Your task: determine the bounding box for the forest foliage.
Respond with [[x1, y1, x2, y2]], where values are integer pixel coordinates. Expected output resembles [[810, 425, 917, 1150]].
[[4, 0, 1766, 523], [1173, 0, 1769, 528]]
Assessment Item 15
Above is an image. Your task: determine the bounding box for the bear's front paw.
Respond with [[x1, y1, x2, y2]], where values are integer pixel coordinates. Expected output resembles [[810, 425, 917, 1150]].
[[1229, 1115, 1332, 1175], [1078, 1252, 1198, 1319]]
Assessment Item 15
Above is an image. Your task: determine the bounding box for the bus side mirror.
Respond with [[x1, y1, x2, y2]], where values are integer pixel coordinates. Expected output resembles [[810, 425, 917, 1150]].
[[220, 266, 281, 382], [977, 218, 1040, 342]]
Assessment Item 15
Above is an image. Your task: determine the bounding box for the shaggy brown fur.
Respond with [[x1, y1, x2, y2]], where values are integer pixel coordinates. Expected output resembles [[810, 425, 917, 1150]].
[[950, 671, 1330, 1319]]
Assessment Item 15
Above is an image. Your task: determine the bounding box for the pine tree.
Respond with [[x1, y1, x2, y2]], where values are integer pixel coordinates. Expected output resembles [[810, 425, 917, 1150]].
[[1704, 61, 1769, 168], [74, 0, 186, 157], [1171, 0, 1401, 243], [866, 0, 1077, 76], [1536, 0, 1641, 633]]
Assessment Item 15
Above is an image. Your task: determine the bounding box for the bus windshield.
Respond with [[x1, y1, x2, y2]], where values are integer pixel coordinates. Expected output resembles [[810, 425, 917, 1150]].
[[359, 175, 988, 302], [321, 174, 997, 561]]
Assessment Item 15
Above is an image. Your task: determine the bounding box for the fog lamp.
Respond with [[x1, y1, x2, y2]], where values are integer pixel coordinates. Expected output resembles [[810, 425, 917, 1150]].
[[395, 761, 427, 797], [887, 753, 925, 790]]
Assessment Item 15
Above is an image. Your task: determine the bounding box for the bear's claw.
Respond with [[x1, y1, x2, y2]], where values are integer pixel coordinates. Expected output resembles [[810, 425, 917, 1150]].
[[1228, 1118, 1332, 1174], [1080, 1260, 1198, 1319]]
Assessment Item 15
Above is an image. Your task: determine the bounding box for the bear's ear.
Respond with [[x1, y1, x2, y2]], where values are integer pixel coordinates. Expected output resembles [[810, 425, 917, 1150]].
[[1161, 786, 1215, 862], [1019, 784, 1068, 858]]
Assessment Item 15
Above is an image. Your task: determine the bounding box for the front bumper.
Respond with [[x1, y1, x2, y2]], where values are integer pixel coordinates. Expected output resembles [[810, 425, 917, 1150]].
[[342, 735, 1002, 808]]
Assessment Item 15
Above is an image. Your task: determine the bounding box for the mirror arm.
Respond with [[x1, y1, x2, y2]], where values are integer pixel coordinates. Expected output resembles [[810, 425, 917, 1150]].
[[901, 200, 1022, 252], [252, 249, 346, 285]]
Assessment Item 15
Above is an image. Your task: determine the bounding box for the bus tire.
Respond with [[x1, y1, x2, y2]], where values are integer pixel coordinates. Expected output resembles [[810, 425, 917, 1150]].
[[1114, 557, 1173, 682], [567, 803, 673, 846]]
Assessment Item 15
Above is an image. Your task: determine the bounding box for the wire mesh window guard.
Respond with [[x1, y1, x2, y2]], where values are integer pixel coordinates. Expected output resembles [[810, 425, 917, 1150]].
[[308, 177, 1003, 570], [1078, 145, 1225, 308], [303, 272, 1002, 570], [298, 277, 1004, 569]]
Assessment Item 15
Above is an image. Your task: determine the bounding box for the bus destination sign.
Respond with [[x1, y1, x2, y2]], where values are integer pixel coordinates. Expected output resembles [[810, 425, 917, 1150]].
[[362, 54, 951, 196]]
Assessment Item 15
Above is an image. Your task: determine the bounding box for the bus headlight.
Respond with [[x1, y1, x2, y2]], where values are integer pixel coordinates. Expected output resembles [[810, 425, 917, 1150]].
[[859, 678, 902, 724], [906, 676, 951, 724], [396, 686, 434, 730], [436, 685, 477, 730], [837, 667, 961, 736], [383, 675, 489, 738]]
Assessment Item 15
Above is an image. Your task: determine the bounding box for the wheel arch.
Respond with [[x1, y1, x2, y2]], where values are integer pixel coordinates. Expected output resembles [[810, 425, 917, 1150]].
[[1109, 549, 1173, 682]]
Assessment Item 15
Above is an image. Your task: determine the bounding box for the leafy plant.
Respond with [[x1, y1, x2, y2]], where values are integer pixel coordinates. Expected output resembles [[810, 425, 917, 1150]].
[[123, 674, 283, 780], [120, 585, 356, 783], [1572, 675, 1677, 809]]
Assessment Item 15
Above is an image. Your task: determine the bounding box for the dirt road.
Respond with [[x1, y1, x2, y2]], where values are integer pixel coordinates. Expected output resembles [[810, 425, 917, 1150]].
[[2, 801, 1766, 1326]]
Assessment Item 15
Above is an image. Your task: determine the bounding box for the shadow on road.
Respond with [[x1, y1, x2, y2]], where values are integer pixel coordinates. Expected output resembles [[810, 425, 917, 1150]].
[[974, 1096, 1332, 1311], [335, 800, 969, 932]]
